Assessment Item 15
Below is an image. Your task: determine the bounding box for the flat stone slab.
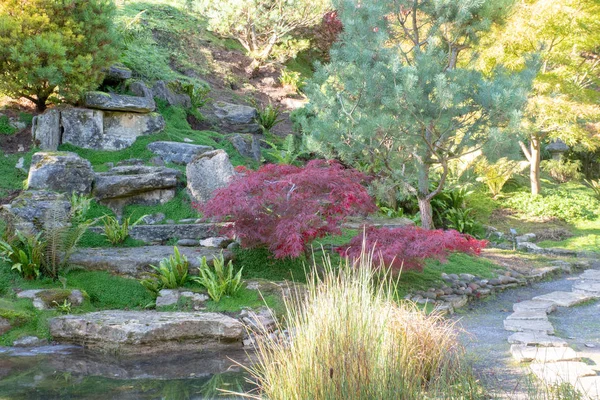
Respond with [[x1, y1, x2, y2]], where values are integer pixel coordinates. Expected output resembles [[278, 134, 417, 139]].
[[69, 246, 230, 277], [49, 310, 244, 354], [84, 91, 155, 113], [88, 223, 224, 244], [513, 300, 557, 314], [147, 141, 214, 165], [510, 345, 579, 363], [573, 282, 600, 297], [504, 318, 554, 334], [579, 269, 600, 282], [530, 361, 597, 386], [506, 310, 549, 321], [508, 332, 568, 347], [533, 291, 594, 307], [575, 376, 600, 399]]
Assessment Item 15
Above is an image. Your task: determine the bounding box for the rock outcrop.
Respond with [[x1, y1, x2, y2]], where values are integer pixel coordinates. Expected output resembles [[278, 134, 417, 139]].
[[49, 310, 245, 354], [147, 141, 213, 165], [202, 101, 261, 134], [31, 109, 60, 151], [186, 149, 235, 203], [228, 133, 261, 161], [1, 190, 70, 232], [152, 80, 192, 108], [27, 152, 94, 195], [84, 91, 155, 113]]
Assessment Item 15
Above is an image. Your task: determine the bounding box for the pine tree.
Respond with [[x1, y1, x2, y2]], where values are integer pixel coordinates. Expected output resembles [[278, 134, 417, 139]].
[[300, 0, 535, 229], [0, 0, 119, 111]]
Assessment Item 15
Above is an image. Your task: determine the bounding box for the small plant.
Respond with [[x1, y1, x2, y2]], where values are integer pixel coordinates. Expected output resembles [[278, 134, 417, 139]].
[[584, 178, 600, 200], [377, 203, 405, 218], [262, 134, 309, 165], [0, 231, 44, 280], [101, 215, 145, 245], [444, 207, 477, 235], [179, 82, 211, 109], [476, 158, 527, 198], [52, 299, 72, 314], [69, 193, 92, 224], [541, 159, 583, 183], [279, 68, 303, 92], [192, 253, 243, 302], [0, 115, 16, 135], [141, 247, 189, 293], [256, 103, 284, 132]]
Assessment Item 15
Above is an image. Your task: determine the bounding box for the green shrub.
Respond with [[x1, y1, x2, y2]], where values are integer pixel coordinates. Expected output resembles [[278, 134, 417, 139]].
[[505, 189, 600, 222], [101, 215, 145, 245], [262, 134, 309, 165], [141, 247, 190, 293], [541, 159, 583, 183], [256, 103, 284, 132], [0, 231, 44, 280], [476, 158, 527, 198], [192, 253, 242, 302], [0, 116, 16, 135], [279, 68, 304, 92]]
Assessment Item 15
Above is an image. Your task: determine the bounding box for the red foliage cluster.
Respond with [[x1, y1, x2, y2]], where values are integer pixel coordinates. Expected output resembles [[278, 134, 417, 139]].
[[313, 10, 343, 60], [339, 226, 488, 271], [199, 160, 376, 258]]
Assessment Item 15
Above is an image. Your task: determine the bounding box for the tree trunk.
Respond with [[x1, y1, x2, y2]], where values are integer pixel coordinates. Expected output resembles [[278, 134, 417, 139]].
[[530, 136, 541, 196], [418, 197, 434, 230], [34, 96, 48, 113]]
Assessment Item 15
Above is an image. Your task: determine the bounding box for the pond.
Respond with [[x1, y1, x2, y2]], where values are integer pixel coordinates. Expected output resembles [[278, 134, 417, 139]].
[[0, 345, 256, 399]]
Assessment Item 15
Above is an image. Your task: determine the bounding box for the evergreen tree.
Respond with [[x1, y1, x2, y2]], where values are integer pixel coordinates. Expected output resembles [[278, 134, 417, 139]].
[[300, 0, 534, 229], [477, 0, 600, 195], [0, 0, 119, 111]]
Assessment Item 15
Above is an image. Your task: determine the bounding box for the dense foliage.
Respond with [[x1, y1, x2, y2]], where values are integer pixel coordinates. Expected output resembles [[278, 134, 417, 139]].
[[199, 160, 376, 258], [0, 0, 119, 111], [340, 226, 487, 271], [300, 0, 534, 229], [505, 189, 600, 222]]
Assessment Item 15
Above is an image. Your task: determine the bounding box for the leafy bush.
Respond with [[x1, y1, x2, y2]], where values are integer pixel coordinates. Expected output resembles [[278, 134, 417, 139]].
[[256, 103, 284, 132], [262, 134, 309, 165], [101, 215, 145, 245], [192, 253, 242, 302], [541, 159, 583, 183], [141, 247, 189, 293], [311, 10, 343, 60], [279, 68, 304, 92], [584, 179, 600, 200], [339, 226, 487, 271], [504, 189, 600, 222], [0, 231, 44, 280], [0, 116, 16, 135], [243, 246, 483, 399], [199, 160, 376, 258], [476, 158, 527, 198], [169, 81, 211, 109]]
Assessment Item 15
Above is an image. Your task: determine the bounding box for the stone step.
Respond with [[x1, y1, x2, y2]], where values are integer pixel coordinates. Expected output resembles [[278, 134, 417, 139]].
[[49, 310, 244, 354], [580, 270, 600, 282], [508, 332, 569, 347], [510, 345, 579, 363], [573, 282, 600, 297], [506, 310, 549, 321], [575, 376, 600, 399], [529, 361, 597, 386], [513, 300, 557, 314], [69, 246, 230, 277], [504, 318, 554, 334], [88, 223, 227, 244], [533, 291, 594, 307]]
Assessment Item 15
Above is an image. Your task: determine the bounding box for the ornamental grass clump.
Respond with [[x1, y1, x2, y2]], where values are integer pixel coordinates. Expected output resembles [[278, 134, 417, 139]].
[[238, 245, 483, 399]]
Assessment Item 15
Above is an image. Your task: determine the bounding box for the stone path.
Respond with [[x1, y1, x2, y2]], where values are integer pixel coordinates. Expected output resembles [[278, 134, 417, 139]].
[[504, 268, 600, 398]]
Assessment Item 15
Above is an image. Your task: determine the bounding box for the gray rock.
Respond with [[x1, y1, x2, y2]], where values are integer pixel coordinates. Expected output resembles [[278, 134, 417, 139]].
[[93, 166, 180, 213], [149, 156, 165, 166], [227, 241, 240, 251], [506, 310, 549, 321], [439, 294, 468, 309], [533, 291, 594, 307], [516, 233, 536, 243], [104, 65, 132, 82], [13, 336, 48, 347], [228, 134, 261, 161], [84, 91, 155, 113], [0, 317, 11, 335], [200, 237, 231, 248], [513, 300, 557, 314], [17, 289, 85, 310], [31, 109, 60, 151], [580, 269, 600, 281], [60, 108, 104, 149], [180, 291, 209, 304], [510, 345, 578, 363], [1, 190, 70, 232], [507, 332, 568, 347], [68, 246, 231, 277], [572, 282, 600, 297], [117, 158, 145, 166], [95, 112, 164, 150], [141, 213, 166, 225], [147, 141, 214, 165], [209, 101, 261, 134], [530, 361, 596, 386], [128, 81, 153, 98], [15, 157, 26, 173], [49, 310, 244, 354], [88, 223, 220, 244], [156, 289, 181, 307], [152, 81, 192, 108], [27, 152, 94, 195], [186, 150, 235, 204], [503, 318, 554, 334], [240, 307, 277, 332], [177, 239, 199, 247]]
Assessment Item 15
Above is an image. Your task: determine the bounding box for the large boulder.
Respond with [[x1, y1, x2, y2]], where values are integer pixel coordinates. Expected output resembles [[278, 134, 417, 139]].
[[204, 101, 261, 134], [129, 81, 153, 99], [27, 152, 94, 195], [49, 310, 244, 354], [228, 133, 261, 161], [146, 141, 213, 165], [60, 108, 104, 148], [103, 64, 132, 84], [186, 150, 235, 203], [152, 81, 192, 108], [93, 165, 180, 213], [102, 112, 165, 149], [31, 109, 60, 151], [84, 91, 155, 113], [1, 190, 70, 232]]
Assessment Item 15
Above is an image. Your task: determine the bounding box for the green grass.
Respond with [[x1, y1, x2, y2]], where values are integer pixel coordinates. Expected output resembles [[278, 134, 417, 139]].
[[0, 150, 33, 198], [124, 188, 198, 223], [204, 287, 283, 314], [233, 248, 308, 283], [537, 218, 600, 252], [0, 115, 16, 135]]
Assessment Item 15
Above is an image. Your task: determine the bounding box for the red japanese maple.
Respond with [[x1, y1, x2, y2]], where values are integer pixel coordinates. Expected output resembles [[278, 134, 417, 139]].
[[198, 160, 376, 258], [339, 226, 488, 271]]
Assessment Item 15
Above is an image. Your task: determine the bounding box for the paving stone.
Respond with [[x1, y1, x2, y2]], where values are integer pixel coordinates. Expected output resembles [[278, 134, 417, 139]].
[[510, 345, 579, 363], [573, 282, 600, 297], [529, 361, 597, 386], [504, 318, 555, 334], [575, 376, 600, 399], [513, 300, 557, 314], [506, 310, 549, 321], [579, 269, 600, 282], [533, 291, 594, 307], [508, 332, 569, 347]]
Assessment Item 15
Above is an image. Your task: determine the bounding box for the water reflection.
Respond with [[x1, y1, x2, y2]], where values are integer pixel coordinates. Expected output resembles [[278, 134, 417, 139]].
[[0, 345, 256, 399]]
